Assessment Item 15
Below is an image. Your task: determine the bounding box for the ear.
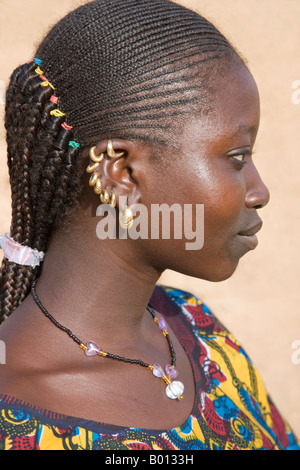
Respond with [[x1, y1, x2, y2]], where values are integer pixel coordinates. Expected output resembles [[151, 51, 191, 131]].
[[84, 138, 144, 211]]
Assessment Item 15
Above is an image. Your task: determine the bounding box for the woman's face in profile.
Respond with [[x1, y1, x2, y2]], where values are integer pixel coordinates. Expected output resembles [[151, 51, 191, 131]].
[[141, 63, 270, 281]]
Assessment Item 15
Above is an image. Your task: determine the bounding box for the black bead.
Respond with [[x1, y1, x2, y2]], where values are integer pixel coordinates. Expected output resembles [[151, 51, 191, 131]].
[[31, 283, 176, 371]]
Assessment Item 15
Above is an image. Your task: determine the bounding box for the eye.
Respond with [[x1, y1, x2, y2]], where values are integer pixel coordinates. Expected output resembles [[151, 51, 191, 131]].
[[232, 153, 247, 165], [228, 148, 252, 169]]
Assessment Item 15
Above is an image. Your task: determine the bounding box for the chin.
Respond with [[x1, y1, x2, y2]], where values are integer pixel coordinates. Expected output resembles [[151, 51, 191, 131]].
[[171, 252, 241, 283], [196, 261, 240, 283]]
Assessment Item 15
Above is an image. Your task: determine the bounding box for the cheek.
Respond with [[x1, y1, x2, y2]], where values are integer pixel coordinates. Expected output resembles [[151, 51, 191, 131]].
[[154, 160, 246, 246], [193, 169, 246, 241], [205, 190, 245, 237], [146, 159, 246, 267], [139, 166, 247, 281]]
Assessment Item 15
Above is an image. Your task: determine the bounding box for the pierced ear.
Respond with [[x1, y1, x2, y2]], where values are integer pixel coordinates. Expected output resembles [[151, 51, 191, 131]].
[[85, 139, 141, 209]]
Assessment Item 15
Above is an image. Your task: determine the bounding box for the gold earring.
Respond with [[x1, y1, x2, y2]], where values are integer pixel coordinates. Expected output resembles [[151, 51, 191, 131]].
[[107, 139, 116, 158], [119, 205, 133, 230], [94, 178, 102, 195], [110, 190, 116, 208], [87, 140, 119, 205], [86, 162, 100, 173], [100, 188, 110, 204], [89, 146, 104, 163], [89, 173, 99, 187]]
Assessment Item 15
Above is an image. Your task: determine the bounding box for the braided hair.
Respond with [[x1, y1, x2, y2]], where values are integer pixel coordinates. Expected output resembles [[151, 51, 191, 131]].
[[1, 0, 242, 322]]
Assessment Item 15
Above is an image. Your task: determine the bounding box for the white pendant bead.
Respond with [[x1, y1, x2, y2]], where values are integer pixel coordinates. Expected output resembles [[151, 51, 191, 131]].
[[165, 380, 184, 400]]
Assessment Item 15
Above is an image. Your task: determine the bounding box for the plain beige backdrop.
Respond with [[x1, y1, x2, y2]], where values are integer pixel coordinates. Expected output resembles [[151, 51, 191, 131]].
[[0, 0, 299, 437]]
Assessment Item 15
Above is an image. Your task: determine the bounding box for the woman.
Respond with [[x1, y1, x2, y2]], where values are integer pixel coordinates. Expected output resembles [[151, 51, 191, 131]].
[[0, 0, 298, 451]]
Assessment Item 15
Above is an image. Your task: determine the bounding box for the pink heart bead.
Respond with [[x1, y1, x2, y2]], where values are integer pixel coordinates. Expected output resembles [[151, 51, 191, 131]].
[[153, 363, 165, 378], [158, 317, 167, 331], [165, 364, 178, 378], [85, 341, 100, 356]]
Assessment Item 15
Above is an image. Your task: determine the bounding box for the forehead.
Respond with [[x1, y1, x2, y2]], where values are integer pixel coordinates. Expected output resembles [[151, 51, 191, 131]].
[[212, 62, 260, 137], [176, 62, 260, 152]]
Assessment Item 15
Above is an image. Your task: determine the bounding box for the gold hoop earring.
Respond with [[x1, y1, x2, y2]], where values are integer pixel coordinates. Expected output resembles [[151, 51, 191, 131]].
[[94, 178, 102, 195], [119, 205, 133, 230], [107, 139, 116, 158], [89, 146, 104, 163], [100, 188, 110, 204], [86, 162, 100, 173], [89, 173, 99, 187]]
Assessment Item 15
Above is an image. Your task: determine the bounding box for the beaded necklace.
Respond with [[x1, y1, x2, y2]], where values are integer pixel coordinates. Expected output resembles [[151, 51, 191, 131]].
[[31, 281, 184, 400]]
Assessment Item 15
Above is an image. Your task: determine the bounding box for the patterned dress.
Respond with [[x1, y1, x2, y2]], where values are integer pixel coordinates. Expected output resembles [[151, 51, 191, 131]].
[[0, 285, 299, 450]]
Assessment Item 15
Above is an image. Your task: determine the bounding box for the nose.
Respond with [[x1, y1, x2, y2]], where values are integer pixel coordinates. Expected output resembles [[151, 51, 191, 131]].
[[245, 164, 270, 209]]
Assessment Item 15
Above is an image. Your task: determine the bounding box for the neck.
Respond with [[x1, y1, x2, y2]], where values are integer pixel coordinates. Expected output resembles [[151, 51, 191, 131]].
[[32, 221, 162, 349]]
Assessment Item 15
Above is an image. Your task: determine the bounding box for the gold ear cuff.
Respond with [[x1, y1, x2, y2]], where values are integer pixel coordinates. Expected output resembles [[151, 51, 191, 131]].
[[86, 140, 116, 208], [86, 140, 133, 230]]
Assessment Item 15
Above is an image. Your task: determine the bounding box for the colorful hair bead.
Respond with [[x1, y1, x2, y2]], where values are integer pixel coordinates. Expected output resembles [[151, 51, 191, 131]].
[[68, 141, 80, 149], [32, 58, 76, 149], [61, 122, 73, 130], [40, 81, 55, 90], [33, 57, 42, 66], [39, 74, 55, 90], [50, 109, 65, 117], [35, 66, 44, 75]]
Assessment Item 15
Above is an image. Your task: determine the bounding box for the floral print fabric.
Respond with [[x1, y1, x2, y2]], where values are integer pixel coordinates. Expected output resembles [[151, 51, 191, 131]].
[[0, 285, 299, 450]]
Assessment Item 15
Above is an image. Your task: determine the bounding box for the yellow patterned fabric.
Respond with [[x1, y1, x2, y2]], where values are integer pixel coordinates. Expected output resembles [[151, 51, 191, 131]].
[[0, 285, 299, 450]]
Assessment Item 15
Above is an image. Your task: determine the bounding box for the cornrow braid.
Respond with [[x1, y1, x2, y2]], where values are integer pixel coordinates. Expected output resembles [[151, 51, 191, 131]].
[[1, 61, 82, 320], [1, 0, 243, 322], [36, 0, 239, 146]]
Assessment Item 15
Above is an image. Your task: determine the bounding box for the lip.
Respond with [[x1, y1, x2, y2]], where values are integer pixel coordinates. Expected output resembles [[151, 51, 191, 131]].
[[236, 233, 259, 250], [236, 221, 262, 250], [237, 221, 263, 237]]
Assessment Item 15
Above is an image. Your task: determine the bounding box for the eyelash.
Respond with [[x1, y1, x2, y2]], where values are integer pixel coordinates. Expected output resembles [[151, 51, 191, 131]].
[[230, 150, 253, 168]]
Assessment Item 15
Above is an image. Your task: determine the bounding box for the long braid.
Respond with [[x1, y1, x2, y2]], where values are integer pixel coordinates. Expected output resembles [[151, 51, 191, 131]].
[[1, 64, 40, 317], [1, 62, 82, 320], [0, 0, 243, 322]]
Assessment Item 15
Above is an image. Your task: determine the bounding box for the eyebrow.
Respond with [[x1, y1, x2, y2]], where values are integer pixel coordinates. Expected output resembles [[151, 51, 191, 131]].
[[232, 124, 258, 137]]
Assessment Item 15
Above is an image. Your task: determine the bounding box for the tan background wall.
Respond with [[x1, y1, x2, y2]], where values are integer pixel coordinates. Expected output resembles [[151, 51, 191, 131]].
[[0, 0, 299, 437]]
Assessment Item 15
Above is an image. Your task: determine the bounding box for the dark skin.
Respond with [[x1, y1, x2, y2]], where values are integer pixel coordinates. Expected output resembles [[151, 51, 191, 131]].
[[0, 63, 269, 430]]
